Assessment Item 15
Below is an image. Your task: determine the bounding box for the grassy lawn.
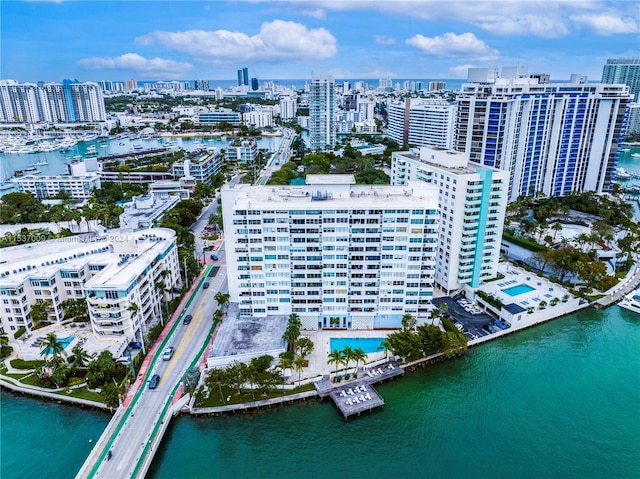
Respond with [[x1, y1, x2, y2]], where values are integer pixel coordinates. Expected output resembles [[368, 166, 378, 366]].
[[56, 386, 104, 403], [10, 359, 43, 370], [195, 383, 315, 408]]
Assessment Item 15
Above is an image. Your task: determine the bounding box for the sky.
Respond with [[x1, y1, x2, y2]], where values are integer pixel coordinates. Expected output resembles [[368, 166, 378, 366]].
[[1, 0, 638, 83]]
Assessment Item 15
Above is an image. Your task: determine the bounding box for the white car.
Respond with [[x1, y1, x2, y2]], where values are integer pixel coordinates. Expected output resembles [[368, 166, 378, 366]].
[[162, 346, 174, 361]]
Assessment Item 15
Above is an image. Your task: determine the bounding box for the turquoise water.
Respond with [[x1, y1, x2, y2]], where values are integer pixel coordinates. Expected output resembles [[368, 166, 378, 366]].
[[3, 307, 639, 479], [40, 336, 75, 355], [330, 337, 384, 354], [502, 284, 536, 296]]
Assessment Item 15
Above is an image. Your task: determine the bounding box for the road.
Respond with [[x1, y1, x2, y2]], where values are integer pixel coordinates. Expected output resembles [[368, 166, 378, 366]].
[[77, 265, 228, 479], [255, 127, 295, 185]]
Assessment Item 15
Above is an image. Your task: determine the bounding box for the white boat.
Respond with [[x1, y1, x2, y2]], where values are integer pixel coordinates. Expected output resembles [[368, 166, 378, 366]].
[[31, 160, 48, 166], [632, 153, 640, 158], [0, 182, 14, 191], [133, 144, 143, 150], [23, 167, 40, 175], [618, 290, 640, 314]]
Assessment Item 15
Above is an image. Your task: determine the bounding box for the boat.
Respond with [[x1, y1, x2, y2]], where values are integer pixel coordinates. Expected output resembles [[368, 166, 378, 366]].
[[621, 148, 630, 152], [31, 160, 48, 166], [616, 168, 633, 180], [0, 182, 14, 191], [100, 145, 108, 148], [23, 167, 40, 174], [133, 144, 143, 150], [618, 289, 640, 314], [632, 153, 640, 158]]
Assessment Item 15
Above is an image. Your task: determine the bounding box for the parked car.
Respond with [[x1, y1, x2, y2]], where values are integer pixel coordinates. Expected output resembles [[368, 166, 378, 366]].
[[162, 346, 174, 361], [203, 282, 210, 289], [183, 314, 192, 325], [211, 254, 219, 261], [148, 374, 160, 389]]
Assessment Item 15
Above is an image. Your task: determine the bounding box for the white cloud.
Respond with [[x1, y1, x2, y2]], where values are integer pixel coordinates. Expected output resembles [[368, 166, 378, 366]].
[[305, 1, 637, 38], [449, 64, 476, 79], [570, 13, 639, 35], [77, 53, 192, 76], [406, 32, 499, 60], [135, 20, 337, 63], [300, 8, 326, 20], [373, 35, 395, 45]]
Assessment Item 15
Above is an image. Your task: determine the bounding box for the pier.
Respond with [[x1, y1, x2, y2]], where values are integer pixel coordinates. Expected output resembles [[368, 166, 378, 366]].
[[315, 360, 404, 419]]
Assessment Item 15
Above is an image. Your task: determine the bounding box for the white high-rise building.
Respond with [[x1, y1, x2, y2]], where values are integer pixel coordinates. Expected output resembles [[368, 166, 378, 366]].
[[309, 75, 336, 151], [456, 74, 630, 201], [387, 98, 456, 148], [392, 147, 509, 293], [279, 96, 297, 121], [221, 175, 440, 329], [602, 57, 640, 101], [0, 229, 180, 346], [357, 98, 375, 121], [0, 80, 43, 123], [0, 80, 106, 123]]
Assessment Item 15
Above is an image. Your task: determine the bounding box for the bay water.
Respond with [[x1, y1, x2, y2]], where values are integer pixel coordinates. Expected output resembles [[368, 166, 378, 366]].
[[2, 306, 639, 479]]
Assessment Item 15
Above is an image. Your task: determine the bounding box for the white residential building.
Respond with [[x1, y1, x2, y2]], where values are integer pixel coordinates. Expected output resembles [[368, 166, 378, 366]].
[[455, 74, 631, 201], [226, 139, 258, 164], [392, 147, 509, 294], [0, 228, 181, 346], [309, 75, 336, 151], [221, 175, 440, 329], [13, 173, 101, 200], [387, 98, 456, 149], [279, 97, 297, 120], [243, 109, 273, 128]]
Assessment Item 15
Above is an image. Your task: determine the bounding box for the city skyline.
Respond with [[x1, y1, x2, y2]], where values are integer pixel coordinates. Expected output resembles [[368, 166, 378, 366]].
[[2, 1, 638, 83]]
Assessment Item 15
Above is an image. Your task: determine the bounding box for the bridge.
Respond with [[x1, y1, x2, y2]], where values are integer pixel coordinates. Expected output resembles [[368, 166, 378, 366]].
[[75, 264, 227, 479]]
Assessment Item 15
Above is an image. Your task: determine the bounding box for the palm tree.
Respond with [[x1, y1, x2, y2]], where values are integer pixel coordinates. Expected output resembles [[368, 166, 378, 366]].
[[352, 347, 368, 371], [341, 346, 355, 372], [327, 349, 345, 379], [276, 355, 293, 390], [292, 355, 305, 386], [551, 221, 563, 240], [214, 292, 230, 310], [29, 300, 52, 326], [378, 338, 391, 360], [68, 344, 90, 369], [40, 332, 65, 364], [401, 313, 417, 330]]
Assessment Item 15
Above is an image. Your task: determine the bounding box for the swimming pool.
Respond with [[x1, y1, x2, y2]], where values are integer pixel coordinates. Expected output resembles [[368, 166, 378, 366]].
[[502, 284, 536, 296], [41, 336, 75, 355], [330, 337, 385, 354]]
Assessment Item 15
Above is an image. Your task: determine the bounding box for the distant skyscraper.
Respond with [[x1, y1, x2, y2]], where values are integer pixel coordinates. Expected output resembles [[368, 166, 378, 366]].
[[602, 57, 640, 101], [309, 75, 336, 151], [455, 73, 630, 201], [195, 79, 210, 91], [387, 98, 455, 148], [237, 68, 249, 87], [279, 96, 297, 121], [251, 77, 259, 91], [428, 81, 446, 91], [0, 79, 105, 123], [124, 79, 137, 91]]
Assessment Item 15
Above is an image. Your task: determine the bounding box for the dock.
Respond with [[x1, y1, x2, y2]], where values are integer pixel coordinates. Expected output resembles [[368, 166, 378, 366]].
[[314, 360, 404, 419]]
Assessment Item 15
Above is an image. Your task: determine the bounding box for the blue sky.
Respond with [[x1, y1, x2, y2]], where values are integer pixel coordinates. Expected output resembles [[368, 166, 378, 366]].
[[2, 0, 638, 83]]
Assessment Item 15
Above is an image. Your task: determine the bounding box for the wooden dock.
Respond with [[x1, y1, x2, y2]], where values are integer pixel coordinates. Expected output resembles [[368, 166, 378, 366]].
[[314, 360, 404, 419]]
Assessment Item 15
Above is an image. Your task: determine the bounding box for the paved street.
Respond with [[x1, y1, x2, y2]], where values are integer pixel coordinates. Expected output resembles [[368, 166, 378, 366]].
[[77, 265, 228, 479]]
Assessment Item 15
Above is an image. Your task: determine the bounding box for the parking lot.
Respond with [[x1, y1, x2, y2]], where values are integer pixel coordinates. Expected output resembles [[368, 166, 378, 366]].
[[432, 296, 498, 340]]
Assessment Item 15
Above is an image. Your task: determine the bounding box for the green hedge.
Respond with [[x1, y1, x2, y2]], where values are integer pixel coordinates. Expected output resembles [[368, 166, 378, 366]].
[[13, 327, 26, 340], [502, 231, 549, 252], [10, 358, 43, 370]]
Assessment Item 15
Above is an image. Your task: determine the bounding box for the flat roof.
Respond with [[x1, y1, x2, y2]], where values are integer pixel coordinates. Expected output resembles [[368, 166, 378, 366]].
[[305, 174, 355, 185]]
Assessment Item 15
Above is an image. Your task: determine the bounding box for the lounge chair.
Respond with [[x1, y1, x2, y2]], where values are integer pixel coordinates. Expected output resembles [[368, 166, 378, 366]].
[[345, 399, 352, 406], [353, 397, 360, 404], [367, 370, 373, 377], [348, 388, 354, 395], [339, 391, 347, 397], [359, 395, 366, 402], [389, 364, 395, 369], [365, 393, 372, 400], [377, 368, 384, 374]]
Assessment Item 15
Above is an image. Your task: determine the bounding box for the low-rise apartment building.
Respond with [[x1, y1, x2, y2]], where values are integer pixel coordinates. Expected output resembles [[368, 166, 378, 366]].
[[0, 228, 181, 346], [13, 173, 101, 200]]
